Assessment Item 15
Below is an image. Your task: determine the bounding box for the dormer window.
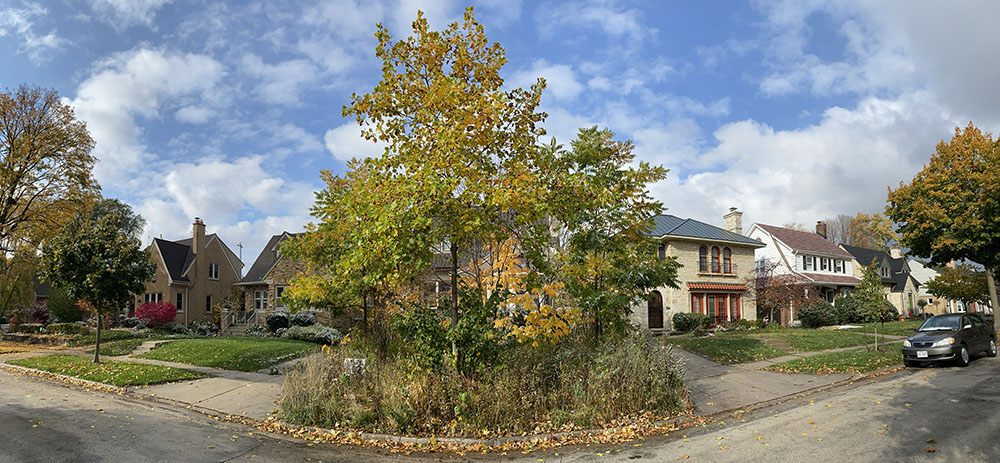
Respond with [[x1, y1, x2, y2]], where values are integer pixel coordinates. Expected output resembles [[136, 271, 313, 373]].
[[209, 262, 219, 280]]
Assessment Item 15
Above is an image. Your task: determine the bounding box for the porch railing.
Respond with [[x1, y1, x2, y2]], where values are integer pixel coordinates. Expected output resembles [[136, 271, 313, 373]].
[[220, 309, 257, 333]]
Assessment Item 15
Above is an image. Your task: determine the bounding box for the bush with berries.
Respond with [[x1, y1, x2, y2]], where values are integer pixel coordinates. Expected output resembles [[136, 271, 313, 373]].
[[135, 301, 178, 327]]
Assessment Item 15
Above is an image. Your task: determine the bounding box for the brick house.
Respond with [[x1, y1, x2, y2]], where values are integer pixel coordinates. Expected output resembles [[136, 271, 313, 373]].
[[136, 218, 244, 325], [631, 208, 764, 332], [841, 244, 920, 316], [746, 222, 859, 324], [235, 232, 305, 316]]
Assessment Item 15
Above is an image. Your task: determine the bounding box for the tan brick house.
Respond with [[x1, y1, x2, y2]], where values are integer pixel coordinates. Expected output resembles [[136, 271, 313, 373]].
[[632, 208, 765, 332], [135, 218, 244, 325], [235, 232, 305, 316]]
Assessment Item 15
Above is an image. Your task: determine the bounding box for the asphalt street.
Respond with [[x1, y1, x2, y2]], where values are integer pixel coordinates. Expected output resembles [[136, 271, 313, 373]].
[[2, 354, 998, 462]]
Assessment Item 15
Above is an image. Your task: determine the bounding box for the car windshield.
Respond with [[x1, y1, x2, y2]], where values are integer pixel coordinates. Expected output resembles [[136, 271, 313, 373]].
[[918, 315, 961, 332]]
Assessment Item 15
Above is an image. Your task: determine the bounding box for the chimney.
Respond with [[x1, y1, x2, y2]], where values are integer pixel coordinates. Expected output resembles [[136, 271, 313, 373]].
[[723, 207, 743, 235], [192, 217, 206, 257], [890, 245, 902, 259], [815, 220, 827, 239]]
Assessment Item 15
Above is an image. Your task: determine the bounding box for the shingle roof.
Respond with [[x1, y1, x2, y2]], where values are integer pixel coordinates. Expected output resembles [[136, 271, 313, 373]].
[[239, 233, 303, 284], [840, 244, 918, 292], [755, 224, 852, 257], [153, 238, 192, 282], [649, 215, 763, 246], [800, 272, 861, 286]]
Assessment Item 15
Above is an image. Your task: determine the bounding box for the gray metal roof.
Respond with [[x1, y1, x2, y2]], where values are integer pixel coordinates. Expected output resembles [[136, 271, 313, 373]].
[[647, 215, 764, 246]]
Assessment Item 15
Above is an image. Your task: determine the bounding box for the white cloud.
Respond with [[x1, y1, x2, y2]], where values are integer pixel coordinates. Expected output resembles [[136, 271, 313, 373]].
[[89, 0, 172, 28], [324, 122, 388, 162], [174, 105, 215, 124], [511, 59, 583, 101], [392, 0, 457, 34], [242, 54, 318, 106], [0, 2, 68, 63], [536, 0, 655, 44], [69, 48, 223, 185], [656, 91, 962, 230], [271, 123, 323, 153]]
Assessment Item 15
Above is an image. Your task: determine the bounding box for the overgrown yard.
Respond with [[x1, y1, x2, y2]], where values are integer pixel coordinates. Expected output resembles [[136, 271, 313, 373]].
[[661, 336, 785, 364], [765, 344, 903, 374], [7, 354, 205, 386], [847, 320, 922, 336], [750, 329, 889, 351], [139, 337, 319, 371]]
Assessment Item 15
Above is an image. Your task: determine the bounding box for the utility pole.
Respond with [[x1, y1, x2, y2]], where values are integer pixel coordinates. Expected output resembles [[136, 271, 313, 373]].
[[237, 242, 243, 261]]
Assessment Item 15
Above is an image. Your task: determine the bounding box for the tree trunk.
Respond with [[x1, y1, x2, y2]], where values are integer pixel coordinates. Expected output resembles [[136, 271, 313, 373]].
[[450, 240, 459, 362], [987, 267, 1000, 334], [361, 292, 368, 334], [93, 314, 102, 364], [873, 323, 879, 352]]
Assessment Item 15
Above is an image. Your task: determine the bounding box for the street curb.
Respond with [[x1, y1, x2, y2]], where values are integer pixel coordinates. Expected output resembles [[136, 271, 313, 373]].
[[0, 354, 909, 452]]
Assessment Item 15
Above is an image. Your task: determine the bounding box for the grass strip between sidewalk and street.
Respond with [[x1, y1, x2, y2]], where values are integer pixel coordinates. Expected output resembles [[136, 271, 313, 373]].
[[661, 336, 786, 364], [7, 354, 205, 386], [138, 337, 319, 372], [764, 344, 903, 374]]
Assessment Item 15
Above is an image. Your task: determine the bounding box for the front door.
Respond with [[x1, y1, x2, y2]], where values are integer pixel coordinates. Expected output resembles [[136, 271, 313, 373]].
[[648, 291, 663, 329]]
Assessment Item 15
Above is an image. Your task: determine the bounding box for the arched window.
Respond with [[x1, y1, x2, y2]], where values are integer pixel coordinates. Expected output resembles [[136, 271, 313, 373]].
[[723, 247, 732, 273], [648, 291, 663, 329], [711, 246, 720, 273], [699, 246, 708, 272]]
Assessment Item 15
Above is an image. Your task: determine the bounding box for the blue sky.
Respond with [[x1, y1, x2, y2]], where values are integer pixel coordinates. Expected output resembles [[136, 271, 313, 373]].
[[2, 0, 998, 269]]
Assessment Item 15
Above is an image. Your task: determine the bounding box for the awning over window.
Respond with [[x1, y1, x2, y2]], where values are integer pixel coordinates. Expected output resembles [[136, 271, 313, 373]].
[[686, 282, 748, 291]]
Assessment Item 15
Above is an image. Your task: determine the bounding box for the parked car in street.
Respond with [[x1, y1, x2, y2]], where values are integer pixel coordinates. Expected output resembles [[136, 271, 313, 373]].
[[902, 313, 997, 367]]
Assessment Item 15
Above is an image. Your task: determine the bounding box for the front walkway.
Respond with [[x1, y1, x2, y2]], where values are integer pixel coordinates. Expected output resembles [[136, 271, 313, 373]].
[[674, 337, 906, 416]]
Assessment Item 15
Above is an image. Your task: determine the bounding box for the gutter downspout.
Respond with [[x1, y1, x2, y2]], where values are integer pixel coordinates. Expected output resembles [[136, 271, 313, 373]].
[[185, 287, 190, 327]]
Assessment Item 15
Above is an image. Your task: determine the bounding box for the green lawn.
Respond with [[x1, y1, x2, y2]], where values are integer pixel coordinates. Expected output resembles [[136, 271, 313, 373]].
[[138, 337, 319, 372], [750, 329, 888, 351], [7, 354, 205, 386], [765, 344, 903, 374], [66, 329, 148, 346], [847, 320, 923, 336], [662, 336, 786, 364], [89, 338, 150, 356]]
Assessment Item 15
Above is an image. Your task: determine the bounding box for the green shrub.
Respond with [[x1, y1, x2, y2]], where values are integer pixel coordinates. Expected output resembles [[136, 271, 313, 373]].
[[798, 301, 838, 328], [157, 322, 188, 334], [834, 295, 863, 324], [46, 287, 88, 323], [281, 325, 343, 345], [8, 323, 44, 334], [189, 320, 218, 335], [265, 312, 290, 333], [672, 312, 710, 332], [245, 324, 270, 337], [289, 312, 316, 327], [46, 323, 91, 336]]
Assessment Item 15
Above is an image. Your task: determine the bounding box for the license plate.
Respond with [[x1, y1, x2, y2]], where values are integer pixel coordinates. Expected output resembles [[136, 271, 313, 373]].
[[917, 351, 928, 358]]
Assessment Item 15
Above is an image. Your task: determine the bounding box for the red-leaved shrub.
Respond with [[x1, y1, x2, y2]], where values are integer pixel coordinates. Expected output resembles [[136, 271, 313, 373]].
[[135, 301, 178, 327]]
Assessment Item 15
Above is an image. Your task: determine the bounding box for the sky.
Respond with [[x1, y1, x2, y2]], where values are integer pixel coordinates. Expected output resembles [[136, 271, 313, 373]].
[[2, 0, 998, 272]]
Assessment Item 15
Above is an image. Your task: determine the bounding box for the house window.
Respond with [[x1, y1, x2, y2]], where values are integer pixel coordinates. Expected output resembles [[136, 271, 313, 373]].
[[253, 290, 267, 311], [206, 295, 212, 313], [176, 292, 184, 312], [144, 293, 163, 304], [657, 244, 666, 260], [699, 246, 708, 272], [821, 258, 829, 271], [209, 263, 219, 280], [729, 295, 740, 320], [275, 286, 287, 311], [803, 256, 813, 271], [711, 246, 720, 273], [835, 260, 843, 273], [723, 248, 732, 274], [691, 294, 703, 314]]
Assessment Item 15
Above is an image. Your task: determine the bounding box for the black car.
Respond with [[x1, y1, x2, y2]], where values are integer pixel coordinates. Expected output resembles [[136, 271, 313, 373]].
[[902, 313, 997, 367]]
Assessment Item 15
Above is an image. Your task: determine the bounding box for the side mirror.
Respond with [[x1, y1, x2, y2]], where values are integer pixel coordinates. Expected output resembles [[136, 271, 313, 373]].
[[963, 324, 973, 330]]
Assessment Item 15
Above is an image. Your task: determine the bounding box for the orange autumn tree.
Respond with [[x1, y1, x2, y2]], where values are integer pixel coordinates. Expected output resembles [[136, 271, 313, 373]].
[[887, 122, 1000, 333]]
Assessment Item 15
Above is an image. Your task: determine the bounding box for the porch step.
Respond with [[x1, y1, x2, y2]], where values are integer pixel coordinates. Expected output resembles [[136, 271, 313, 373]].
[[129, 339, 173, 356]]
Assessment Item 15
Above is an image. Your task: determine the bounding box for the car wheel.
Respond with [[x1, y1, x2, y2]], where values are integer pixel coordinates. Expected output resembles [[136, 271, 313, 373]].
[[988, 338, 998, 358], [904, 359, 916, 368], [956, 344, 971, 367]]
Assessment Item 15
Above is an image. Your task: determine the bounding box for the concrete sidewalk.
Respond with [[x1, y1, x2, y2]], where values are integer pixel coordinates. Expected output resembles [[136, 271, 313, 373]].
[[673, 338, 906, 416]]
